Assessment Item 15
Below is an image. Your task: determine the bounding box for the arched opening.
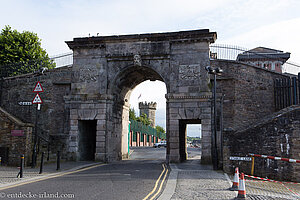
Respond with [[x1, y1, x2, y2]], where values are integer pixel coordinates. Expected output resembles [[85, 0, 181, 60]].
[[128, 80, 167, 160], [109, 65, 167, 160]]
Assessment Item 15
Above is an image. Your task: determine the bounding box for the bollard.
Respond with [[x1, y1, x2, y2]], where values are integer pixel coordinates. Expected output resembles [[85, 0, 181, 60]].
[[39, 152, 44, 174], [18, 154, 24, 178], [47, 145, 50, 161], [32, 147, 37, 168], [56, 151, 60, 170], [251, 156, 255, 175]]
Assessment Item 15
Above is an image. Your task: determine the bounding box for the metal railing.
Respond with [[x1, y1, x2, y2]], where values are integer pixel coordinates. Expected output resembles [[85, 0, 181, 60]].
[[274, 74, 300, 110], [210, 44, 300, 74], [210, 44, 248, 61], [50, 52, 73, 68]]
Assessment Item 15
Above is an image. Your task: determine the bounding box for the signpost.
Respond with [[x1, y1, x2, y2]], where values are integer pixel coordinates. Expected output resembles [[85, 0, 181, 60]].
[[229, 156, 252, 161], [33, 81, 44, 93], [32, 93, 43, 110], [18, 102, 32, 106], [31, 81, 44, 168]]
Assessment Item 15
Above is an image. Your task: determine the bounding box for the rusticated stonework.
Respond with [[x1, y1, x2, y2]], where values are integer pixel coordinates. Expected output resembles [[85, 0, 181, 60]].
[[65, 29, 217, 163]]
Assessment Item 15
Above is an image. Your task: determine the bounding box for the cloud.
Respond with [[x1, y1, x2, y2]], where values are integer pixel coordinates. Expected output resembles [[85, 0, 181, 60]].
[[129, 80, 166, 128], [2, 0, 300, 59], [130, 80, 167, 112], [219, 18, 300, 74]]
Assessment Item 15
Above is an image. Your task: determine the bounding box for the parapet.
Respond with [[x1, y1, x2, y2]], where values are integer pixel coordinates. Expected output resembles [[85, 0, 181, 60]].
[[139, 101, 157, 110]]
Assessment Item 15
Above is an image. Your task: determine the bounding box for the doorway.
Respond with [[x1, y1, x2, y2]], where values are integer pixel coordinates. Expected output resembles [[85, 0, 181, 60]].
[[179, 119, 202, 162], [78, 120, 96, 161], [186, 124, 202, 160]]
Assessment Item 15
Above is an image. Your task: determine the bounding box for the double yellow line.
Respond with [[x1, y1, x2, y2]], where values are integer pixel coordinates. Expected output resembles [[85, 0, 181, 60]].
[[143, 163, 169, 200]]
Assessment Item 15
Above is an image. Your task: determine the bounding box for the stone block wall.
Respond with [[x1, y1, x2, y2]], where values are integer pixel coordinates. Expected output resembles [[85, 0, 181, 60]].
[[223, 105, 300, 182], [212, 60, 289, 131], [0, 107, 33, 166], [211, 60, 297, 171], [66, 29, 217, 163], [166, 96, 211, 163], [1, 66, 72, 160]]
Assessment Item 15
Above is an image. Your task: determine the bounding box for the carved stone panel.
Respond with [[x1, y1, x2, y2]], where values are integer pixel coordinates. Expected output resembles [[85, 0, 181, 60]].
[[179, 64, 201, 80], [79, 67, 99, 83]]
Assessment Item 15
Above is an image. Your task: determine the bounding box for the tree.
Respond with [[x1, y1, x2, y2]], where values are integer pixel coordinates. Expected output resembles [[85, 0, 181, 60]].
[[155, 125, 165, 133], [129, 108, 151, 126], [0, 25, 55, 77], [137, 113, 151, 126], [129, 108, 137, 120]]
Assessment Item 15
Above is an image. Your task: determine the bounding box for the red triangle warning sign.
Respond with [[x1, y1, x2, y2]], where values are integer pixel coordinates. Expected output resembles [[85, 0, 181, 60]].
[[32, 93, 43, 104], [33, 81, 44, 92]]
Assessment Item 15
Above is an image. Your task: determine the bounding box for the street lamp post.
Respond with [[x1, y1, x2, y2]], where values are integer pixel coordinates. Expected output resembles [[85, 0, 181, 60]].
[[205, 66, 223, 170]]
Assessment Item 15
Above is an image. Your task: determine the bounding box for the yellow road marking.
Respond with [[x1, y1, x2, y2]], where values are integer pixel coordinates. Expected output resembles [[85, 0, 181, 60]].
[[150, 166, 169, 200], [143, 164, 166, 200], [0, 163, 105, 191]]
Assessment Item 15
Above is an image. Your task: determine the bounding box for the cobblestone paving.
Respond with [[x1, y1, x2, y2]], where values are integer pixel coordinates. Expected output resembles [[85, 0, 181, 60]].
[[246, 179, 300, 200]]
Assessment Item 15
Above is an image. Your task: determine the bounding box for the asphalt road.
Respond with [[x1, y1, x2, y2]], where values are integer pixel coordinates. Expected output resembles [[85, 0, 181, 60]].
[[187, 147, 202, 160], [0, 148, 168, 200]]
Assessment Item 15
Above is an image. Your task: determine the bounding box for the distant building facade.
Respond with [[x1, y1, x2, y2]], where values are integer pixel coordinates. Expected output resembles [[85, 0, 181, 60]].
[[236, 47, 290, 73], [139, 102, 157, 128]]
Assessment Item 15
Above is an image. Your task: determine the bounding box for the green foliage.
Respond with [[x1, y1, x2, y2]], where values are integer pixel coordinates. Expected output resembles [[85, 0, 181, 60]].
[[129, 108, 166, 137], [129, 108, 152, 126], [156, 125, 166, 139], [129, 108, 137, 120], [0, 25, 55, 77], [137, 113, 151, 126], [155, 125, 165, 133]]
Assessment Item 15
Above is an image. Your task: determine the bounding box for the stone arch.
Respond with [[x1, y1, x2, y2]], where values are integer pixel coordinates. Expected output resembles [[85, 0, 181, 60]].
[[108, 64, 167, 159], [108, 64, 168, 102], [65, 29, 217, 163]]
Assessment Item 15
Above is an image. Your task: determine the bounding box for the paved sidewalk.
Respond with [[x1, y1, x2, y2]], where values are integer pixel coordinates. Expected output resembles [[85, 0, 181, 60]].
[[0, 161, 101, 188], [159, 160, 300, 200], [159, 160, 237, 200]]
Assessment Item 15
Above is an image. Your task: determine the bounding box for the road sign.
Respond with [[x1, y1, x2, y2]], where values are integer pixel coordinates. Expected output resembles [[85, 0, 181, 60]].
[[229, 157, 252, 161], [33, 81, 44, 93], [18, 102, 32, 106], [32, 93, 43, 104]]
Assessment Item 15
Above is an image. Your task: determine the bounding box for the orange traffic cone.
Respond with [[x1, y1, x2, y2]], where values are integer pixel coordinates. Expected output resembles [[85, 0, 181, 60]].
[[231, 167, 239, 191], [237, 173, 246, 199]]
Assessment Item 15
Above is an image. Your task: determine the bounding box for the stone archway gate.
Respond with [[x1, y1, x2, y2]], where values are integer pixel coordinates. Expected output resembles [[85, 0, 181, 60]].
[[65, 29, 216, 163]]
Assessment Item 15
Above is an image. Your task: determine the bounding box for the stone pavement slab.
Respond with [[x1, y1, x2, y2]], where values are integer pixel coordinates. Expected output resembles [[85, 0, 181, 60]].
[[170, 170, 236, 200], [159, 160, 237, 200], [159, 158, 300, 200]]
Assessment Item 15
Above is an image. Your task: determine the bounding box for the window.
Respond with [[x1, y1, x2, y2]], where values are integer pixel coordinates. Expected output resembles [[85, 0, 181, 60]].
[[263, 63, 271, 70]]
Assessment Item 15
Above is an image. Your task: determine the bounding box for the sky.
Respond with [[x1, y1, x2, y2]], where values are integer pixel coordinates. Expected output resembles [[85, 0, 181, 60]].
[[1, 0, 300, 136]]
